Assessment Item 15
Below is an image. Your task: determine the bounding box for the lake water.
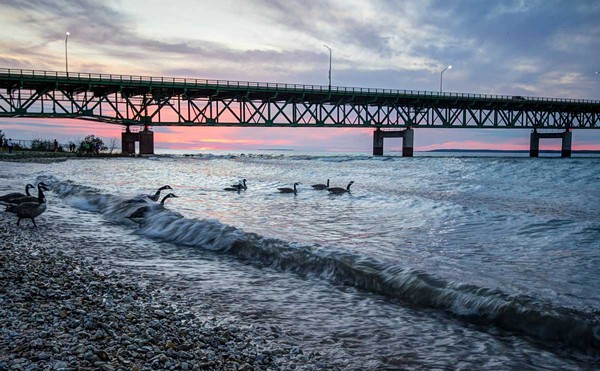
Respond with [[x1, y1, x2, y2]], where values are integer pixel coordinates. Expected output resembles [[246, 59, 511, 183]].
[[1, 151, 599, 369]]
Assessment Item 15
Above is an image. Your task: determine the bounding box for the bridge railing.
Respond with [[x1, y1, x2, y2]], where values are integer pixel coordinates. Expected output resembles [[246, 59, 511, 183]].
[[1, 67, 598, 104]]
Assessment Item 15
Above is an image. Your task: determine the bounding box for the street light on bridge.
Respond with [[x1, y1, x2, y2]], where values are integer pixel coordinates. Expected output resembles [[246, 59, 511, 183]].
[[440, 65, 452, 93], [323, 44, 332, 90], [65, 32, 70, 75]]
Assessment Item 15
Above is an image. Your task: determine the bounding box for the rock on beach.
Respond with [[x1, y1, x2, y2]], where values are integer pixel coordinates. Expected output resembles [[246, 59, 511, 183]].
[[0, 210, 330, 370]]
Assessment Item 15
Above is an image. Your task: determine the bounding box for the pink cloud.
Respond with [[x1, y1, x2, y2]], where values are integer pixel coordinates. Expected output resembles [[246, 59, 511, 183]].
[[2, 118, 599, 152]]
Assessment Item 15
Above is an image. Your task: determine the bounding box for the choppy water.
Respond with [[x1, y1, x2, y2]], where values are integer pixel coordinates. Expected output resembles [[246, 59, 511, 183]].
[[1, 151, 599, 370]]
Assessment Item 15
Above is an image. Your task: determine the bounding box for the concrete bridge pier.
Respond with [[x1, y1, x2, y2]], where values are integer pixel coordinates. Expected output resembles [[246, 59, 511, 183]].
[[529, 129, 572, 157], [373, 128, 414, 157], [122, 126, 155, 155]]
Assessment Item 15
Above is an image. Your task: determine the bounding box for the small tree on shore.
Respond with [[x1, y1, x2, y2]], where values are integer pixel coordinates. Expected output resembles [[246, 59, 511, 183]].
[[79, 135, 107, 155], [31, 138, 53, 151], [107, 137, 118, 154]]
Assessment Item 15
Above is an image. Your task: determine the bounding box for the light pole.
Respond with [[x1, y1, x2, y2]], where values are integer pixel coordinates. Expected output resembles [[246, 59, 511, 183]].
[[323, 44, 332, 90], [440, 65, 452, 93], [65, 32, 70, 75]]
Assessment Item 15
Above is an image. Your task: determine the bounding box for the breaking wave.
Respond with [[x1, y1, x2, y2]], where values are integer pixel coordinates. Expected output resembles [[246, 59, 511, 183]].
[[42, 175, 600, 354]]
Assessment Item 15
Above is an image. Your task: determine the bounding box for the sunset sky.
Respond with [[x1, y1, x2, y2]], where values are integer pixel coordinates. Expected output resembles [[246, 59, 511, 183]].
[[1, 0, 599, 152]]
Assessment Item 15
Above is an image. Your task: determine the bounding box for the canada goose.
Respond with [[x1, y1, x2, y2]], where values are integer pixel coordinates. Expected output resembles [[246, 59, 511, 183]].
[[127, 193, 178, 227], [146, 185, 173, 202], [224, 183, 242, 192], [311, 179, 329, 190], [0, 183, 35, 205], [235, 179, 247, 190], [6, 182, 48, 227], [278, 182, 300, 194], [126, 185, 174, 204], [6, 183, 49, 205], [327, 181, 354, 194]]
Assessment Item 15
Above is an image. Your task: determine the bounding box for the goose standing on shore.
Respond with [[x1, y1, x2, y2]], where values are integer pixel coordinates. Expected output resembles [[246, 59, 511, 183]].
[[127, 193, 178, 227], [5, 182, 49, 205], [278, 182, 300, 194], [5, 183, 49, 227], [327, 181, 354, 194], [311, 179, 329, 190], [0, 184, 35, 205]]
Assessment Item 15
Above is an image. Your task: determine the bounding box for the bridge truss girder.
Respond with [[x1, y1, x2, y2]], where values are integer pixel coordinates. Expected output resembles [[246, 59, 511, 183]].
[[0, 87, 598, 130]]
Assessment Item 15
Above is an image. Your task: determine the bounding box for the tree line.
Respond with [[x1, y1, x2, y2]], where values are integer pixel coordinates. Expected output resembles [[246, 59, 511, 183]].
[[0, 131, 119, 155]]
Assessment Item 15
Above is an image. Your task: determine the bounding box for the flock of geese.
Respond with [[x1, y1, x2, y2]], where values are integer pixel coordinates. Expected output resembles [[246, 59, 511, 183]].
[[226, 178, 355, 195], [0, 182, 49, 227], [0, 178, 355, 227]]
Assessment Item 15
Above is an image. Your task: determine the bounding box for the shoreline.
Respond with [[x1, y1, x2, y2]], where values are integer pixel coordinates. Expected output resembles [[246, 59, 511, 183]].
[[0, 212, 329, 370]]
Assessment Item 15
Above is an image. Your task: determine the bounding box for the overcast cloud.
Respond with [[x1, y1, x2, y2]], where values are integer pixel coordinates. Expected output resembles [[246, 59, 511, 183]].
[[0, 0, 598, 150]]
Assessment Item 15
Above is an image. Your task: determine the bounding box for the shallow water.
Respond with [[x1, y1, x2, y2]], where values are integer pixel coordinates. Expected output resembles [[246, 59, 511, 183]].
[[1, 152, 599, 369]]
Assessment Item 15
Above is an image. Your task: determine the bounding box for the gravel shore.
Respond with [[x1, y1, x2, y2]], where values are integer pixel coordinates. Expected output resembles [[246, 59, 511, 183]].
[[0, 211, 329, 370]]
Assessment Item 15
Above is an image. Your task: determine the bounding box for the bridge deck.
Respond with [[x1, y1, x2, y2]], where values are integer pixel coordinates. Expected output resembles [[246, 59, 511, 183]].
[[0, 68, 599, 128]]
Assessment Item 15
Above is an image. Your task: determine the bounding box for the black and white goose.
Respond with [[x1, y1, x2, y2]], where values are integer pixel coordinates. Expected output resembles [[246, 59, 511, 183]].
[[278, 182, 300, 194], [311, 179, 329, 190], [6, 183, 49, 227], [327, 181, 354, 194], [127, 193, 178, 227], [0, 183, 35, 205], [5, 182, 49, 205]]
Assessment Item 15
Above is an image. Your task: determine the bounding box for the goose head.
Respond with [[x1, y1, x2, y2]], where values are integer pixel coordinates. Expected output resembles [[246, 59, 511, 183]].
[[160, 193, 178, 204]]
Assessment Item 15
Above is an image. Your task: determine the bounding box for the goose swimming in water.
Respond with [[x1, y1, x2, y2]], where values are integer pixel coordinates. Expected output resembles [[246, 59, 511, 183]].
[[0, 183, 35, 205], [224, 183, 242, 192], [231, 179, 247, 190], [311, 179, 329, 190], [127, 193, 178, 227], [5, 183, 49, 206], [146, 185, 173, 201], [278, 182, 300, 194], [327, 181, 354, 194], [6, 182, 49, 227], [126, 185, 173, 203]]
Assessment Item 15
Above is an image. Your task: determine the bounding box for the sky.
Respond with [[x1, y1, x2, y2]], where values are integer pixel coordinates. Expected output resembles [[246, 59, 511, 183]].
[[0, 0, 599, 152]]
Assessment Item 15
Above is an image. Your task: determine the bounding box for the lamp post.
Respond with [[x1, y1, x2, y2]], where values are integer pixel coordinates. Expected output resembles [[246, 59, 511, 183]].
[[440, 65, 452, 93], [323, 44, 332, 90], [65, 31, 70, 75]]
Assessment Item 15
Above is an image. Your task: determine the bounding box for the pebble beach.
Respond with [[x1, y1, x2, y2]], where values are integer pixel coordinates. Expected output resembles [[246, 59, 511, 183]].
[[0, 161, 330, 371]]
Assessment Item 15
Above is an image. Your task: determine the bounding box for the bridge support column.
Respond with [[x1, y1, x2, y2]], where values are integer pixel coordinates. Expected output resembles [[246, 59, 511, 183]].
[[122, 128, 137, 155], [372, 128, 414, 157], [530, 129, 572, 157], [121, 126, 155, 155], [373, 129, 384, 156], [402, 128, 414, 157], [561, 130, 572, 158], [139, 128, 154, 155], [530, 130, 540, 157]]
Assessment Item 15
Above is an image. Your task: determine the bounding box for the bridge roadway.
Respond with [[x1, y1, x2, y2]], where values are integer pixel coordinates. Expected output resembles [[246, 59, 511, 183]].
[[0, 68, 599, 156]]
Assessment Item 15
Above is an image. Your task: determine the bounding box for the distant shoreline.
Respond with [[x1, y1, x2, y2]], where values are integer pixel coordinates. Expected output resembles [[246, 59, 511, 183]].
[[427, 149, 600, 154]]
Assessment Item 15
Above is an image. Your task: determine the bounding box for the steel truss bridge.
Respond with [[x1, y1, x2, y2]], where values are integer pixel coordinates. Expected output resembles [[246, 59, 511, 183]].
[[0, 68, 599, 156]]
